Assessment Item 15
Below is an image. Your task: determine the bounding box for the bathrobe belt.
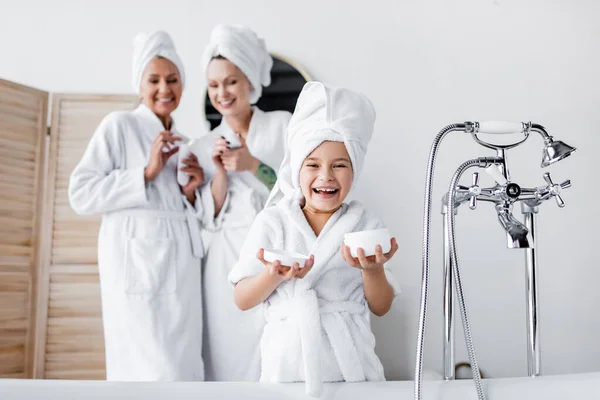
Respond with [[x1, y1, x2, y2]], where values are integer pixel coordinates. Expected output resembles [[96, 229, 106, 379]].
[[107, 208, 204, 258], [266, 291, 367, 396]]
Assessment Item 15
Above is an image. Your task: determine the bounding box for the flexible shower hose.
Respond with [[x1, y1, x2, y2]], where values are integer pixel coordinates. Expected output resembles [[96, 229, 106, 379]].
[[445, 159, 486, 399], [414, 123, 487, 400], [414, 124, 464, 400]]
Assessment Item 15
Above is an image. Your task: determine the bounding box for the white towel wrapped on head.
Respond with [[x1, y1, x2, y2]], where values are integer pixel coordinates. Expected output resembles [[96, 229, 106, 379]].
[[202, 24, 272, 104], [265, 81, 376, 208], [132, 31, 185, 94]]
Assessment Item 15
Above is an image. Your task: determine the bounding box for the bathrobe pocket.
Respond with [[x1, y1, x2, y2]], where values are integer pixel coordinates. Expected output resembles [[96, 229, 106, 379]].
[[124, 238, 176, 295]]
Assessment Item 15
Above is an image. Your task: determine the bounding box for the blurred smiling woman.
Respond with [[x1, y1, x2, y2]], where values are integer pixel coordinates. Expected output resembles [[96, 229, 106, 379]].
[[198, 24, 291, 381], [69, 31, 205, 381]]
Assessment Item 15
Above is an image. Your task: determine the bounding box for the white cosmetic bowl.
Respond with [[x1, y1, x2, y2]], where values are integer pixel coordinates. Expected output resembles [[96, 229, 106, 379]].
[[344, 228, 391, 258], [263, 249, 310, 268]]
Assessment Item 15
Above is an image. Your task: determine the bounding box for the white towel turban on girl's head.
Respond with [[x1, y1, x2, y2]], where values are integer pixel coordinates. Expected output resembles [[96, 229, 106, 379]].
[[265, 81, 376, 208], [132, 31, 185, 94], [202, 24, 273, 104]]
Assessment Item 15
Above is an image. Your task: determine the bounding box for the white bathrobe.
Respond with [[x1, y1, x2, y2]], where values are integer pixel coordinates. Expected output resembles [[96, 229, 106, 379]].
[[197, 106, 291, 381], [227, 82, 398, 396], [68, 104, 205, 381], [228, 198, 400, 392]]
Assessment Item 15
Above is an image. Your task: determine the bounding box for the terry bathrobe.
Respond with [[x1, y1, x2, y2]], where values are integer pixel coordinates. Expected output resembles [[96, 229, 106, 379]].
[[68, 32, 205, 381], [199, 24, 291, 382], [228, 82, 400, 396], [196, 107, 290, 381]]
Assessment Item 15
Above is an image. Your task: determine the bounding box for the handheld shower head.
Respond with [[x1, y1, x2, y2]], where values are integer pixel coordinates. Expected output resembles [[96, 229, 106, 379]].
[[541, 140, 577, 167], [468, 121, 577, 167], [530, 123, 577, 168]]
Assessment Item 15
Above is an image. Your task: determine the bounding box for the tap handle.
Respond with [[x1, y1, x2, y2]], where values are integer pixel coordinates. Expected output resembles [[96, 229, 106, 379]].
[[469, 172, 480, 210], [543, 172, 554, 186], [469, 196, 477, 210], [472, 171, 480, 187], [543, 172, 570, 208], [560, 179, 571, 189]]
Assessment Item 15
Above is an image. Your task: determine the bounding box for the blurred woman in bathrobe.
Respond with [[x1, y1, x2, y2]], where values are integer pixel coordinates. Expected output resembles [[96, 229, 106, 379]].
[[68, 31, 205, 381], [228, 82, 400, 397], [197, 24, 291, 381]]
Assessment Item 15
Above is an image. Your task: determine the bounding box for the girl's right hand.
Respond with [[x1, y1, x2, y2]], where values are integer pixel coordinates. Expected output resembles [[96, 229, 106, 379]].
[[145, 131, 183, 182], [256, 248, 315, 281]]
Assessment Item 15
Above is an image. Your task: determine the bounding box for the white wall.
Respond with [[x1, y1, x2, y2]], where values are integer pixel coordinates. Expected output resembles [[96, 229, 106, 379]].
[[2, 0, 599, 380]]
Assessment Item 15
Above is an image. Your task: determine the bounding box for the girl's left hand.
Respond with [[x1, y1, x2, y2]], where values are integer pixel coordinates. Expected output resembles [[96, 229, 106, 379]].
[[340, 238, 399, 273], [180, 153, 205, 203]]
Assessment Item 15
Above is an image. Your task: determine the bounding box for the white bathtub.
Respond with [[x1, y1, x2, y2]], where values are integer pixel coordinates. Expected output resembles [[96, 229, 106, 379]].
[[1, 372, 599, 400]]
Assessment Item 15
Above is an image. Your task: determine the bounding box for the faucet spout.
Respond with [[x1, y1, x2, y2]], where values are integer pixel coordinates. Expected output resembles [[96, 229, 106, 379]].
[[495, 204, 533, 249]]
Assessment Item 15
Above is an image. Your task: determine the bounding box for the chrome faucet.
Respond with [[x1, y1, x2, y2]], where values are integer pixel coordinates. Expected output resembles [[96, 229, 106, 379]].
[[414, 121, 576, 400], [451, 167, 571, 249], [447, 122, 574, 250]]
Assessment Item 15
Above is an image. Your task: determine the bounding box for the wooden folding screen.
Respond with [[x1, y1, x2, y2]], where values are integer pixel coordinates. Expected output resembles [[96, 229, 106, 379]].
[[0, 84, 137, 379], [0, 79, 48, 378]]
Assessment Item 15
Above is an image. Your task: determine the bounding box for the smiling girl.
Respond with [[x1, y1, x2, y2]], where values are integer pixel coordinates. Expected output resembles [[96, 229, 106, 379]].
[[228, 82, 400, 396]]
